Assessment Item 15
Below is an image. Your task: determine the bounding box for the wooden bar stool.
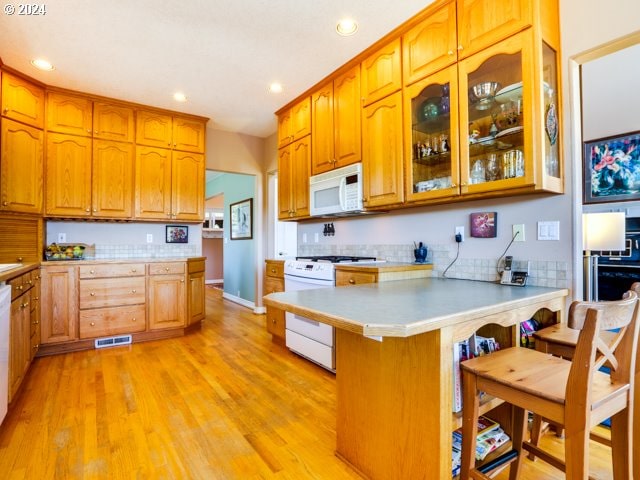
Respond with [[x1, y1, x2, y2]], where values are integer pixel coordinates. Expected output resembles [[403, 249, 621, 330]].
[[459, 291, 639, 480], [530, 283, 640, 470]]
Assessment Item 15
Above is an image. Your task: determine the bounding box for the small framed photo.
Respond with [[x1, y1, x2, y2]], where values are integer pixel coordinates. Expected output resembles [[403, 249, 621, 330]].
[[584, 130, 640, 204], [230, 198, 253, 240], [166, 225, 189, 243], [470, 212, 497, 238]]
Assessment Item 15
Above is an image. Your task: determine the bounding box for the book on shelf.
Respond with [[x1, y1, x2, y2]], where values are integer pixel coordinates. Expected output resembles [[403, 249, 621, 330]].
[[452, 416, 510, 462], [520, 318, 542, 349]]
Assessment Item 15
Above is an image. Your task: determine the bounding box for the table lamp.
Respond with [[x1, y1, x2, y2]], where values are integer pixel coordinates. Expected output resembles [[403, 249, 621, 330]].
[[582, 212, 626, 301]]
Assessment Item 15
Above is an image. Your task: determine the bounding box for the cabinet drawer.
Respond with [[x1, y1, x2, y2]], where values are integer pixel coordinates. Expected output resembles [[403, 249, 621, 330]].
[[148, 262, 185, 275], [8, 272, 34, 300], [265, 261, 284, 278], [80, 277, 146, 308], [188, 259, 205, 274], [335, 271, 378, 286], [264, 276, 284, 294], [79, 304, 146, 339], [79, 263, 145, 279]]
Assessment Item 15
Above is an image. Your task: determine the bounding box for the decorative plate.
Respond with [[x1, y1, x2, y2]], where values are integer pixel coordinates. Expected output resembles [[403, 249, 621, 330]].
[[545, 103, 558, 146], [495, 126, 524, 138]]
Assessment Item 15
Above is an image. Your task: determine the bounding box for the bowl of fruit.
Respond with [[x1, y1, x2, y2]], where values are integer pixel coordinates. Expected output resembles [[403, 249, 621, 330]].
[[45, 243, 86, 260]]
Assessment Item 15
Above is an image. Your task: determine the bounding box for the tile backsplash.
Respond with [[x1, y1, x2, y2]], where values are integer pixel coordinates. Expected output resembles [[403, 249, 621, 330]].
[[298, 243, 568, 289], [92, 244, 199, 259]]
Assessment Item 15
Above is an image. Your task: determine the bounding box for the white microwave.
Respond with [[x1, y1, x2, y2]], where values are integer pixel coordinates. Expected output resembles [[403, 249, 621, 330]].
[[309, 162, 363, 216]]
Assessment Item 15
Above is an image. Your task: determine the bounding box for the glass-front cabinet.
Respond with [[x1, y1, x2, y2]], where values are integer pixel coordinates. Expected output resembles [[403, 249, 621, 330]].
[[405, 28, 562, 204], [404, 65, 459, 202]]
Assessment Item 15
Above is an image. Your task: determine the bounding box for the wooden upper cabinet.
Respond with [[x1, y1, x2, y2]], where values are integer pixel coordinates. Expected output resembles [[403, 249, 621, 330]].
[[93, 102, 134, 142], [457, 0, 533, 59], [278, 136, 310, 220], [135, 146, 172, 220], [311, 83, 334, 175], [171, 151, 204, 221], [136, 110, 173, 148], [45, 132, 92, 216], [278, 97, 311, 148], [46, 92, 92, 136], [136, 110, 205, 153], [92, 140, 134, 218], [1, 72, 45, 128], [311, 65, 361, 175], [362, 91, 404, 208], [173, 117, 205, 153], [0, 119, 43, 214], [403, 0, 457, 86], [333, 66, 361, 170], [361, 38, 402, 106], [0, 216, 42, 263]]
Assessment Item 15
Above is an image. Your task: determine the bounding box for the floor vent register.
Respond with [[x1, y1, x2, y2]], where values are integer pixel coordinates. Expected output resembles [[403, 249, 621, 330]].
[[94, 335, 133, 349]]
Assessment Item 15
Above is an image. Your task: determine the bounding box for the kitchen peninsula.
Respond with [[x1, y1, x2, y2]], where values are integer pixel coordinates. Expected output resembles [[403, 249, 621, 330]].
[[263, 277, 568, 479]]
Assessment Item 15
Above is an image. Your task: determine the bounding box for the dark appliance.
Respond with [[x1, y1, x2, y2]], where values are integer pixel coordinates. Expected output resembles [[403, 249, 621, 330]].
[[594, 217, 640, 300]]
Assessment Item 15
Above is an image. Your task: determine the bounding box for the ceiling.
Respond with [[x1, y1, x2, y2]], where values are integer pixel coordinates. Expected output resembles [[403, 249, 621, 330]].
[[0, 0, 432, 138]]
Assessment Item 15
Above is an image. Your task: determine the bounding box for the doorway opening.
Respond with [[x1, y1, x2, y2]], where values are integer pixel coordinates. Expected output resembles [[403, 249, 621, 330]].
[[203, 192, 224, 291]]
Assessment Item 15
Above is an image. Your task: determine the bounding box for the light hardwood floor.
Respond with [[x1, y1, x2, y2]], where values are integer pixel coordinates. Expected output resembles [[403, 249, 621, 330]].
[[0, 290, 615, 479]]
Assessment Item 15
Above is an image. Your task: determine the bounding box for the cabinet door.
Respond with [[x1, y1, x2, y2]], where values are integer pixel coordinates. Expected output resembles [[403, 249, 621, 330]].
[[457, 0, 532, 59], [0, 119, 43, 214], [361, 38, 402, 105], [134, 146, 172, 220], [404, 65, 460, 203], [311, 83, 334, 175], [92, 140, 134, 218], [93, 103, 134, 142], [402, 1, 457, 86], [45, 133, 92, 216], [362, 91, 404, 208], [277, 145, 293, 219], [1, 72, 45, 128], [136, 110, 173, 148], [266, 307, 285, 339], [291, 136, 311, 219], [41, 265, 78, 344], [9, 292, 31, 402], [458, 32, 533, 195], [277, 110, 293, 148], [29, 272, 41, 360], [148, 274, 186, 330], [172, 151, 204, 220], [0, 216, 42, 263], [291, 97, 311, 141], [187, 269, 205, 325], [333, 66, 361, 169], [46, 92, 92, 136], [173, 117, 206, 153]]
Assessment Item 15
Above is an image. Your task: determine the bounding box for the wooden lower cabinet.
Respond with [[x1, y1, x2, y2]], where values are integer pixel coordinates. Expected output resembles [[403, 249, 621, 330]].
[[148, 262, 186, 330], [264, 260, 285, 343], [79, 305, 145, 339], [40, 264, 78, 344], [187, 259, 206, 326]]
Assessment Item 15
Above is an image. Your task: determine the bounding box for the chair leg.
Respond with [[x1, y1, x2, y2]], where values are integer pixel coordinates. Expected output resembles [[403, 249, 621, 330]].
[[564, 416, 590, 480], [509, 406, 527, 480], [461, 370, 480, 480], [610, 408, 632, 479], [527, 414, 543, 460]]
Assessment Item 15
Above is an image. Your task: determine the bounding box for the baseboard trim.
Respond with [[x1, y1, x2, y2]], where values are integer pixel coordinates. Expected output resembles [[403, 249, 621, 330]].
[[254, 306, 266, 315], [206, 278, 224, 285], [222, 292, 256, 311]]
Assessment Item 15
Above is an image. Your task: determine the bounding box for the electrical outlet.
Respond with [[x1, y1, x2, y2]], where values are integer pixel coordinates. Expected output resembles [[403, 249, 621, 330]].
[[512, 224, 525, 242], [146, 234, 153, 243], [455, 226, 465, 242], [57, 233, 66, 243]]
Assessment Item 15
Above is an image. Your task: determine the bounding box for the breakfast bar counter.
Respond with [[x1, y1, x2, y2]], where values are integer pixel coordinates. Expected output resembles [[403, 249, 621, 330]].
[[264, 277, 569, 479]]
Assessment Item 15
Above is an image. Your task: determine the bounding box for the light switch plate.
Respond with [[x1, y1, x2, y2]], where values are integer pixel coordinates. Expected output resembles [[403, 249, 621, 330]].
[[537, 221, 560, 241], [512, 224, 525, 241]]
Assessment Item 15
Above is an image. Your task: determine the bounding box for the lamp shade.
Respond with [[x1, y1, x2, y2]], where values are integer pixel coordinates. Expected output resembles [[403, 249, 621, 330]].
[[582, 212, 626, 251]]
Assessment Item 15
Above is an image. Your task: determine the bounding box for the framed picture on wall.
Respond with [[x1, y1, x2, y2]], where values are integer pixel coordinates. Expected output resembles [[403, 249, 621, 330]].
[[230, 198, 253, 240], [166, 225, 189, 243], [470, 212, 497, 238], [584, 130, 640, 204]]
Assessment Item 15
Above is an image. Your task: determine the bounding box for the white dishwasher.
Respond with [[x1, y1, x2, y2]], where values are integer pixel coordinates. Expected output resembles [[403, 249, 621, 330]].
[[0, 284, 10, 425]]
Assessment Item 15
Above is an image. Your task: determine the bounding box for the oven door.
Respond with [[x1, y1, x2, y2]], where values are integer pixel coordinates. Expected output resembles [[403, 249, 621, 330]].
[[597, 265, 640, 300]]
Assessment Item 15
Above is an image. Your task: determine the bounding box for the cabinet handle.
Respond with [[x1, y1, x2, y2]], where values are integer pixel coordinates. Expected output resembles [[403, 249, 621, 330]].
[[85, 207, 91, 212], [270, 268, 276, 273], [460, 182, 467, 186], [94, 131, 99, 135], [451, 184, 457, 188], [2, 201, 8, 206], [2, 108, 9, 114], [168, 143, 171, 147], [90, 292, 96, 296], [33, 345, 38, 350], [131, 269, 137, 273], [90, 322, 95, 326], [90, 269, 95, 274], [33, 297, 39, 301], [180, 279, 185, 283], [32, 320, 39, 325], [131, 318, 136, 322], [131, 289, 136, 293], [174, 143, 177, 148], [457, 44, 463, 51], [17, 257, 23, 262], [87, 129, 92, 133], [272, 319, 276, 324], [21, 302, 29, 308], [16, 285, 23, 291], [93, 208, 97, 212], [448, 50, 454, 56], [348, 279, 355, 284], [26, 280, 33, 285]]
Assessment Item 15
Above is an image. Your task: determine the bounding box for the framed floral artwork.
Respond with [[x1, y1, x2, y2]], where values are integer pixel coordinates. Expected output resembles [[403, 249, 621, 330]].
[[584, 131, 640, 204], [166, 225, 188, 243], [230, 198, 253, 240], [470, 212, 497, 238]]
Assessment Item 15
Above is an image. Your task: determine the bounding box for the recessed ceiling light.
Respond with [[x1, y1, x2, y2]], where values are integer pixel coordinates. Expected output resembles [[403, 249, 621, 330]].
[[30, 58, 54, 71], [336, 18, 358, 36], [269, 83, 283, 93], [173, 92, 187, 102]]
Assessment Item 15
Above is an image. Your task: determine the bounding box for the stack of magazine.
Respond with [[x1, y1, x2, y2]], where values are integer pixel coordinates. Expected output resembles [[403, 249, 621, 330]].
[[451, 416, 510, 476]]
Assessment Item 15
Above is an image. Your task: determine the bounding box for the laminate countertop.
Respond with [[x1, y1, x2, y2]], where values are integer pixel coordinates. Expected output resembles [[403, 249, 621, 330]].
[[263, 276, 569, 338]]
